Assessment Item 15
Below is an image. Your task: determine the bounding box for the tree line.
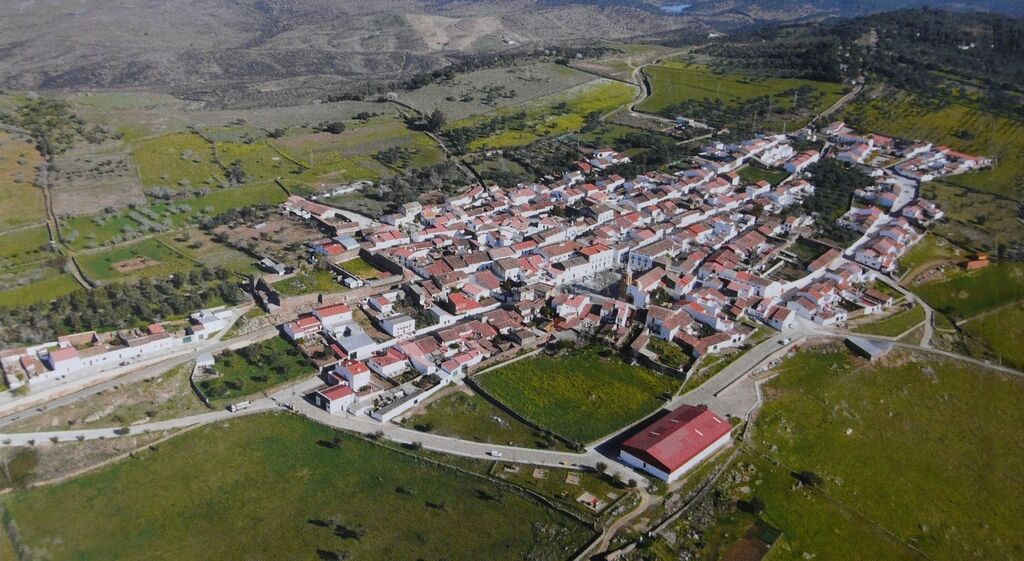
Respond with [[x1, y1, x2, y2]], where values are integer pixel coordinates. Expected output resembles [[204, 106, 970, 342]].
[[0, 268, 243, 348]]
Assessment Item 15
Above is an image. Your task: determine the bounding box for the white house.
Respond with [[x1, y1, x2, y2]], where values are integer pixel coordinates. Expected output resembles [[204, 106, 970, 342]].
[[381, 314, 416, 338], [314, 383, 355, 414], [367, 348, 409, 378], [335, 359, 371, 390]]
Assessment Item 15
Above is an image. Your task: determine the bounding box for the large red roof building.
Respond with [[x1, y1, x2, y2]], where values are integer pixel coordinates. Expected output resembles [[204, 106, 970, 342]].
[[619, 405, 732, 482]]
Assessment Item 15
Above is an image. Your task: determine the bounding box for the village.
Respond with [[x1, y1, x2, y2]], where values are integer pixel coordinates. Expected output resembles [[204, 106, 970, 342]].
[[0, 119, 988, 484]]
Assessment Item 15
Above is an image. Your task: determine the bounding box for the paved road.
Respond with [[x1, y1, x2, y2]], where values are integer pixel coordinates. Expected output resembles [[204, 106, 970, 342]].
[[0, 322, 279, 429], [670, 323, 816, 418], [0, 403, 275, 445], [0, 374, 643, 481], [875, 272, 935, 347], [271, 380, 642, 480]]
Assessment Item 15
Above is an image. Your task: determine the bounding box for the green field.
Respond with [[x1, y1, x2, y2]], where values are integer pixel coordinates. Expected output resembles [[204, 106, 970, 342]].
[[62, 183, 286, 250], [183, 181, 287, 215], [77, 237, 195, 282], [0, 225, 52, 267], [201, 337, 313, 402], [0, 268, 81, 308], [406, 390, 568, 450], [477, 346, 679, 443], [745, 347, 1024, 561], [132, 132, 223, 189], [273, 267, 345, 296], [2, 413, 591, 561], [648, 345, 1024, 561], [638, 62, 845, 128], [852, 305, 925, 337], [961, 301, 1024, 370], [913, 262, 1024, 320], [216, 140, 289, 184], [0, 132, 46, 231], [737, 164, 789, 186], [339, 256, 381, 280], [449, 80, 636, 151], [270, 117, 443, 188]]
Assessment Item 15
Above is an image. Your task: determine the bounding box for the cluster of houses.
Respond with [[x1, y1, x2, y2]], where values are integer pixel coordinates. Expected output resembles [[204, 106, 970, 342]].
[[280, 124, 968, 428], [577, 147, 632, 173], [0, 307, 234, 389], [4, 116, 978, 482], [825, 121, 991, 179]]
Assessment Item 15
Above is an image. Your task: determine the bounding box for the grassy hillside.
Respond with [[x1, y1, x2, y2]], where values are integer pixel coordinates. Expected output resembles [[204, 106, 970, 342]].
[[643, 345, 1024, 561], [447, 80, 635, 152], [844, 89, 1024, 201], [0, 133, 46, 231], [638, 62, 845, 130], [913, 262, 1024, 320], [2, 413, 591, 561]]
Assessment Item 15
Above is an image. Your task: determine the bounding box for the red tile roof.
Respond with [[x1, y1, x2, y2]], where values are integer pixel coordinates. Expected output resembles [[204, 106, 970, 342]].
[[320, 384, 354, 401], [49, 346, 80, 363], [620, 405, 731, 474], [315, 303, 351, 318]]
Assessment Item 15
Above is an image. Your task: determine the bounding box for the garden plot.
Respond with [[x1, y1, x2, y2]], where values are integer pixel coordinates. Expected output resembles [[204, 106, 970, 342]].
[[131, 132, 223, 190], [50, 139, 146, 216], [0, 132, 46, 232], [212, 213, 325, 264]]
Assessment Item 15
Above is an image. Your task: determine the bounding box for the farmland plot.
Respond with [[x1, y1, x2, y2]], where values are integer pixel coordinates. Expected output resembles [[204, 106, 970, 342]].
[[0, 133, 46, 232], [397, 62, 599, 121]]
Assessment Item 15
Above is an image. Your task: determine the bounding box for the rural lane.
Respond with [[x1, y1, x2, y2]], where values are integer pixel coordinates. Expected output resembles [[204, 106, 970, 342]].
[[0, 318, 279, 428]]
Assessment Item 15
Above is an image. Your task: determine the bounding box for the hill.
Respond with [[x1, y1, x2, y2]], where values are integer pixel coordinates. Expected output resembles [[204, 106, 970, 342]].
[[3, 1, 1022, 107]]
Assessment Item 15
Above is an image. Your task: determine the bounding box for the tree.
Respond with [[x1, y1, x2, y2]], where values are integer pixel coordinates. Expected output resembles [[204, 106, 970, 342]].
[[739, 496, 766, 515], [321, 121, 346, 134], [227, 160, 247, 185], [426, 109, 446, 132]]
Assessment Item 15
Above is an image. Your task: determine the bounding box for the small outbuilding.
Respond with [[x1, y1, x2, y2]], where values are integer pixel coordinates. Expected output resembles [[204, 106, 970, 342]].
[[314, 383, 355, 414], [845, 336, 892, 361]]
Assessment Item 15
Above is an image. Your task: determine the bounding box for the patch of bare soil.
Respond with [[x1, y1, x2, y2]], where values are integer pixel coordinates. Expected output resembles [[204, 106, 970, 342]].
[[112, 256, 159, 273], [51, 141, 146, 216], [9, 365, 206, 432], [4, 432, 170, 487], [405, 14, 506, 51]]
